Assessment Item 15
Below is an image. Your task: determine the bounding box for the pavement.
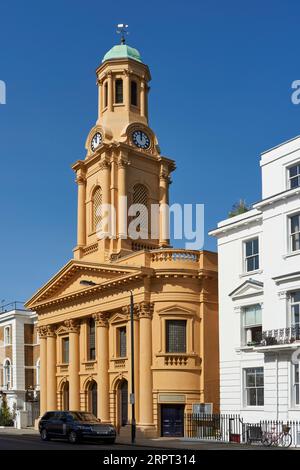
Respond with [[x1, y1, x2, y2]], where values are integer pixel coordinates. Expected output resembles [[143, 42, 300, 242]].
[[0, 427, 286, 450]]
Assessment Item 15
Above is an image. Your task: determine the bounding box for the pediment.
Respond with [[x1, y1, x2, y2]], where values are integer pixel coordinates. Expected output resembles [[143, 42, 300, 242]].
[[156, 304, 196, 316], [229, 279, 263, 300], [26, 260, 135, 308], [110, 312, 128, 324]]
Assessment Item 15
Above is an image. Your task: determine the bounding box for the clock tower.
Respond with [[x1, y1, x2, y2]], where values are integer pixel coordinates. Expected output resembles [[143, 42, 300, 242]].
[[73, 40, 176, 262], [26, 32, 219, 438]]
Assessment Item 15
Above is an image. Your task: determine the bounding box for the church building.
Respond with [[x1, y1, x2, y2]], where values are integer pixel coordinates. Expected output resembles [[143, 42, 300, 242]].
[[26, 35, 219, 437]]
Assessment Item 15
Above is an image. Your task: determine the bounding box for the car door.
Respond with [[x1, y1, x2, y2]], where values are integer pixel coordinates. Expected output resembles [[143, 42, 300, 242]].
[[50, 412, 65, 436]]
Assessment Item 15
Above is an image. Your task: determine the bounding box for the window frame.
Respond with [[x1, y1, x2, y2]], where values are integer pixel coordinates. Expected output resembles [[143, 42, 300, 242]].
[[87, 317, 96, 361], [287, 162, 300, 190], [130, 80, 138, 107], [114, 78, 123, 104], [242, 304, 262, 347], [165, 319, 187, 354], [3, 358, 12, 389], [243, 237, 259, 273], [117, 326, 127, 358], [61, 336, 70, 364], [292, 363, 300, 407], [4, 326, 11, 346], [289, 213, 300, 253], [243, 367, 264, 407]]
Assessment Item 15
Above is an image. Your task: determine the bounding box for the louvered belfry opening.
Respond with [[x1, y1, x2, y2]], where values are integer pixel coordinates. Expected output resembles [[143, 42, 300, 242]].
[[93, 186, 103, 232], [132, 183, 149, 238]]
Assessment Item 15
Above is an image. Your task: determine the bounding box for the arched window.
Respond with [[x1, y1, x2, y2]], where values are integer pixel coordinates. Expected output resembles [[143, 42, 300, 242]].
[[115, 79, 123, 104], [3, 359, 11, 389], [36, 358, 40, 387], [131, 80, 137, 106], [132, 184, 149, 237], [88, 318, 96, 360], [104, 82, 108, 108], [92, 186, 102, 232]]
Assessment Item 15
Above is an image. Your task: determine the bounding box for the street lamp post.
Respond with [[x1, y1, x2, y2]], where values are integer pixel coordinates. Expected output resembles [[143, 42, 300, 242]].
[[80, 280, 136, 444]]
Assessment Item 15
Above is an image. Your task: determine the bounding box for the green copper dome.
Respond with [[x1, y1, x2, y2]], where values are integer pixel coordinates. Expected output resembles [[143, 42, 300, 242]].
[[102, 44, 142, 63]]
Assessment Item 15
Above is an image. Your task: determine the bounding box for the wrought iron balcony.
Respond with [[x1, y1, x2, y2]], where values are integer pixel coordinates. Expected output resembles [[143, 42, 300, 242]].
[[258, 326, 300, 347]]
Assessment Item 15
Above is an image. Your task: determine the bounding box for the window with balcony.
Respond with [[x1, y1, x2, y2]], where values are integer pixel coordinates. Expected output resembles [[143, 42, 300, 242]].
[[166, 320, 187, 353], [289, 163, 300, 189], [117, 326, 127, 358], [294, 364, 300, 406], [244, 238, 259, 272], [4, 326, 11, 346], [88, 318, 96, 361], [62, 337, 69, 364], [291, 291, 300, 337], [244, 367, 264, 406], [290, 214, 300, 252], [242, 304, 262, 346]]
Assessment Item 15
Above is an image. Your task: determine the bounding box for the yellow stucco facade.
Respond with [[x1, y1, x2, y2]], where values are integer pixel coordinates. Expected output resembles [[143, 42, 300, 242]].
[[26, 41, 219, 437]]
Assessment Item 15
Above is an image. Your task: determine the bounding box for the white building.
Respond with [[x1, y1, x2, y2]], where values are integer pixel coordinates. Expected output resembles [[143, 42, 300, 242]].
[[0, 302, 39, 426], [210, 135, 300, 423]]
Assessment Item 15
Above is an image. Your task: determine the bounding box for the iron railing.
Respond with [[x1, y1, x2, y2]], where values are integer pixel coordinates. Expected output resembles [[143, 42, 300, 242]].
[[184, 413, 300, 447], [0, 301, 26, 313], [260, 326, 300, 346]]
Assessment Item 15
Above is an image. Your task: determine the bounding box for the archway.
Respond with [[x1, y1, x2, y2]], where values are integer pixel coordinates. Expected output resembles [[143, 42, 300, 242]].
[[62, 381, 69, 410], [87, 380, 98, 417]]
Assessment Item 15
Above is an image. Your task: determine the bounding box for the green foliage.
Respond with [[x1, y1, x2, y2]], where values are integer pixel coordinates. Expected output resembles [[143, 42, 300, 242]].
[[228, 199, 250, 218], [0, 394, 14, 426]]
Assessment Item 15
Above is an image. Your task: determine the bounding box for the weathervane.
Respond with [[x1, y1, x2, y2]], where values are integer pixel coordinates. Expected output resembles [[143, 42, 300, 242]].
[[117, 23, 129, 45]]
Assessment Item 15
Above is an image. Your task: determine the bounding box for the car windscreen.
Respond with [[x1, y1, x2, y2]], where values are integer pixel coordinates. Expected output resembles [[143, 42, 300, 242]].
[[69, 412, 99, 422]]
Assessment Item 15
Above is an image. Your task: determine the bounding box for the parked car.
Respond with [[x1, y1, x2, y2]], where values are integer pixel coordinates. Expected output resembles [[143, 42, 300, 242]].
[[39, 411, 116, 444]]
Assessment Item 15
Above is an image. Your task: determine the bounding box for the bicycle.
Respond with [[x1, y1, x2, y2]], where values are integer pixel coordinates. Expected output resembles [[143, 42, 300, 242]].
[[262, 425, 292, 448]]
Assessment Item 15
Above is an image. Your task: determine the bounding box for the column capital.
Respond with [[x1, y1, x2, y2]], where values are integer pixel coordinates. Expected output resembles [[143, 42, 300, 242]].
[[37, 326, 48, 339], [160, 169, 170, 182], [138, 301, 154, 319], [64, 319, 80, 334], [93, 312, 109, 327], [122, 305, 139, 320], [99, 157, 111, 171], [118, 157, 129, 169], [76, 175, 86, 185]]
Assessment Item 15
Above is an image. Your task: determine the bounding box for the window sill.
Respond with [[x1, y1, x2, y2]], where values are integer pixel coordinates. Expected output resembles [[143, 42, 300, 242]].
[[283, 250, 300, 259], [241, 406, 264, 411], [239, 269, 263, 278], [111, 356, 128, 361]]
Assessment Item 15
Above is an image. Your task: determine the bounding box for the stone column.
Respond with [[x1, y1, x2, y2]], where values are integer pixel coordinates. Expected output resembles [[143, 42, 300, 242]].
[[46, 326, 57, 410], [37, 327, 48, 415], [138, 302, 154, 426], [159, 169, 170, 247], [76, 173, 86, 247], [107, 71, 113, 111], [118, 156, 128, 239], [93, 312, 110, 422], [124, 70, 130, 108], [65, 320, 80, 410]]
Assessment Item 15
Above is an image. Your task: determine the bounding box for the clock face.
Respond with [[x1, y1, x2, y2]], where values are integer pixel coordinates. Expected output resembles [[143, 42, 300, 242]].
[[132, 130, 151, 150], [91, 132, 102, 152]]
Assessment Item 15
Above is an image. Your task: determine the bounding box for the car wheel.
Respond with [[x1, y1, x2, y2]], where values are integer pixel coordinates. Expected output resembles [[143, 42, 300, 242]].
[[40, 429, 50, 441], [68, 431, 79, 444]]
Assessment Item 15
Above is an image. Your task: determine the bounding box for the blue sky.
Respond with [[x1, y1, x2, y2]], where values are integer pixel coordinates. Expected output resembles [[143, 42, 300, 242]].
[[1, 0, 300, 302]]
